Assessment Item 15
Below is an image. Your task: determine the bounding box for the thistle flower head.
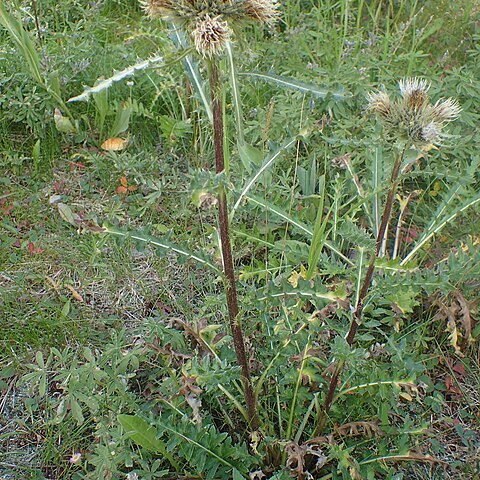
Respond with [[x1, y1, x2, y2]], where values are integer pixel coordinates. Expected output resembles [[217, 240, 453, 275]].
[[399, 77, 430, 111], [192, 15, 231, 58], [141, 0, 279, 57], [366, 91, 391, 120], [367, 78, 461, 146], [244, 0, 279, 24]]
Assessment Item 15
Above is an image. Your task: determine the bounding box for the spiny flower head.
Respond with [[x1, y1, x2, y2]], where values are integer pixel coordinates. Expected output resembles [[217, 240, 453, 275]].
[[367, 78, 461, 146], [192, 15, 232, 58], [141, 0, 279, 57]]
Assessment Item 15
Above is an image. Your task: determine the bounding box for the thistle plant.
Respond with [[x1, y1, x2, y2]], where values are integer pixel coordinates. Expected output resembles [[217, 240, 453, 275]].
[[141, 0, 279, 431], [317, 78, 461, 433]]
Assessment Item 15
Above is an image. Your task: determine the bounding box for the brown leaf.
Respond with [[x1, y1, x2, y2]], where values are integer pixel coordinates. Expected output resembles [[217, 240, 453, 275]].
[[101, 137, 128, 151], [116, 185, 128, 194], [65, 284, 84, 303], [334, 420, 383, 439], [27, 242, 43, 255], [455, 291, 474, 344]]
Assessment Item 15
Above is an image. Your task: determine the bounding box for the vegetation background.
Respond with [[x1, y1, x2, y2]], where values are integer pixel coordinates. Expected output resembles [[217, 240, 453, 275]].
[[0, 0, 479, 479]]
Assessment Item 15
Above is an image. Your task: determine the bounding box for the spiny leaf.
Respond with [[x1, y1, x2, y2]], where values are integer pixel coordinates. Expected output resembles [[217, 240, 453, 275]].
[[231, 136, 300, 219], [103, 224, 220, 272], [68, 55, 164, 102], [170, 28, 213, 122], [240, 72, 352, 101]]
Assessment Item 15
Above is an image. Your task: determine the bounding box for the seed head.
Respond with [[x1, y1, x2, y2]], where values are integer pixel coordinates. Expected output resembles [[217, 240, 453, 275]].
[[192, 15, 231, 58], [431, 97, 462, 121], [367, 78, 461, 146], [366, 91, 391, 120], [140, 0, 279, 57], [244, 0, 279, 24], [399, 77, 430, 111]]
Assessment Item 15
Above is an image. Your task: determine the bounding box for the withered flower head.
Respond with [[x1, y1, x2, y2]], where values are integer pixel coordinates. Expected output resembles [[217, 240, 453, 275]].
[[399, 77, 430, 111], [192, 15, 232, 58], [367, 78, 461, 146], [140, 0, 279, 57], [244, 0, 279, 24]]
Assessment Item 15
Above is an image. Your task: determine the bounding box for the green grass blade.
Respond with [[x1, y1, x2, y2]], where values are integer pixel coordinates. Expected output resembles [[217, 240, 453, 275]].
[[171, 28, 213, 123], [158, 423, 243, 473], [226, 42, 244, 146], [401, 192, 480, 265], [240, 72, 352, 101], [372, 145, 383, 237], [246, 195, 353, 266], [231, 136, 300, 219], [257, 288, 343, 303], [286, 339, 311, 439], [0, 2, 44, 85], [306, 176, 333, 280]]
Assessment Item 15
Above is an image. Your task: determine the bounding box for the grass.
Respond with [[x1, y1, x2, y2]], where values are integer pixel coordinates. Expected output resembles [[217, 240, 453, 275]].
[[1, 0, 479, 479]]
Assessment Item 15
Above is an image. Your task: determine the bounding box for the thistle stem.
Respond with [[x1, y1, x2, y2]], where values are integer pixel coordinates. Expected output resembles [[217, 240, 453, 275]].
[[315, 146, 406, 435], [208, 61, 259, 430]]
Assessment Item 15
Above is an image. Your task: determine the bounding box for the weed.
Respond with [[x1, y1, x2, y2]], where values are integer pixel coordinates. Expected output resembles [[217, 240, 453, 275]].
[[1, 1, 479, 479]]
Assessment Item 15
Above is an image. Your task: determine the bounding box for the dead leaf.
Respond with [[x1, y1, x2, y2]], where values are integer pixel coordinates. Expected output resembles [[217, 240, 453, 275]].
[[334, 420, 383, 438], [27, 242, 43, 255], [285, 441, 327, 479], [65, 284, 84, 303], [101, 137, 128, 151], [455, 291, 474, 344], [185, 394, 202, 424], [249, 470, 266, 480]]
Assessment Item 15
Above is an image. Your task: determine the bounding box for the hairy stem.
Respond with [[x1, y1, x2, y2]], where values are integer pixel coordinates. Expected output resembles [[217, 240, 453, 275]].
[[315, 147, 405, 435], [208, 61, 259, 430]]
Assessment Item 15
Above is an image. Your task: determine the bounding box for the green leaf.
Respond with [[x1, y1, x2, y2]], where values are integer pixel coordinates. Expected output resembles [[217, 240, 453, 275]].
[[70, 398, 85, 425], [118, 414, 162, 451], [231, 136, 300, 219], [109, 102, 132, 138], [240, 72, 352, 101], [170, 28, 212, 122], [57, 203, 79, 226], [0, 2, 44, 85], [232, 468, 245, 480], [237, 143, 263, 174], [307, 175, 333, 280], [226, 42, 245, 146], [245, 195, 353, 266], [35, 351, 44, 369], [386, 288, 419, 314], [118, 415, 179, 469], [0, 366, 15, 379]]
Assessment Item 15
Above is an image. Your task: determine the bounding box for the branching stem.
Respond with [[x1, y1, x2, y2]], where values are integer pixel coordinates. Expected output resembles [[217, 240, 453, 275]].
[[315, 146, 406, 435]]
